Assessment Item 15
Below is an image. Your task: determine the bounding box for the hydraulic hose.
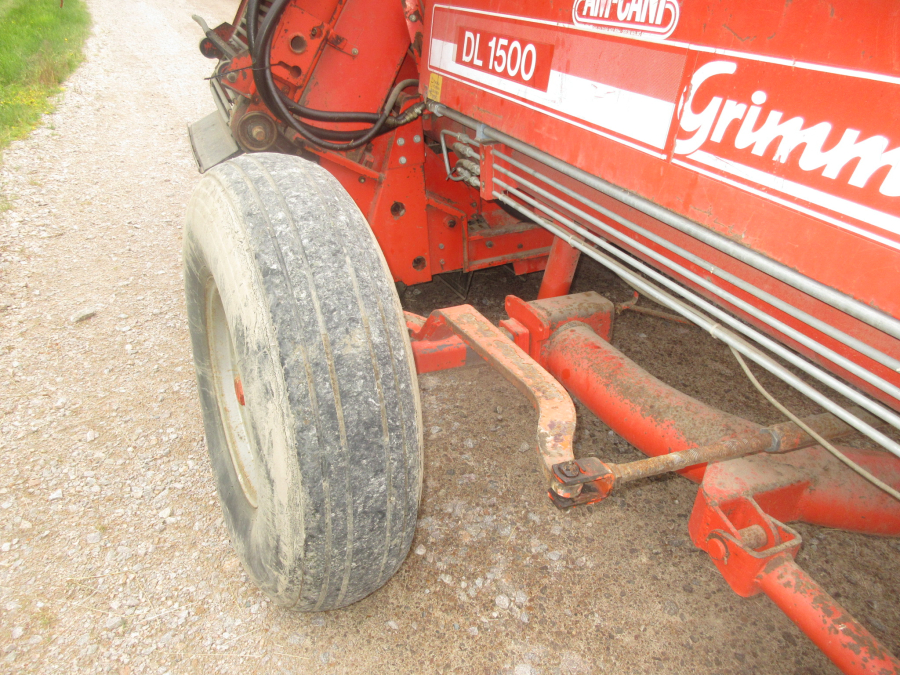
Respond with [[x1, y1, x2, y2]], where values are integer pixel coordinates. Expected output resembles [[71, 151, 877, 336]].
[[247, 0, 259, 50], [251, 0, 420, 149], [246, 0, 408, 142]]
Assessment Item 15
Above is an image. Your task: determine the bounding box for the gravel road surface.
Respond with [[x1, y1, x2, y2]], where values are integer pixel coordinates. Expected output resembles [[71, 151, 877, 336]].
[[1, 1, 898, 673]]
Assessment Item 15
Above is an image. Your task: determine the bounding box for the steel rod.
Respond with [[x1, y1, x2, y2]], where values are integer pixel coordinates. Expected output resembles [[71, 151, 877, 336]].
[[491, 150, 900, 376], [492, 178, 900, 436], [609, 409, 873, 484], [493, 162, 900, 402]]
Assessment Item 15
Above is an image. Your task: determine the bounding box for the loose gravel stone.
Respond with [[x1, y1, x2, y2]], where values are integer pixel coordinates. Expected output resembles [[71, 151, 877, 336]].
[[70, 308, 97, 323], [103, 616, 124, 631]]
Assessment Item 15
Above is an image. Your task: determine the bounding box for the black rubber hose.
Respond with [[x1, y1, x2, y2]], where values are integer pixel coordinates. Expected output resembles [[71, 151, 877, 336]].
[[248, 0, 382, 125], [246, 0, 259, 48], [254, 0, 419, 149]]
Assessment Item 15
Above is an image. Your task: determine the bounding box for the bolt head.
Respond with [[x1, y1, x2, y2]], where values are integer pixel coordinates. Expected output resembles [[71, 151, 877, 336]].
[[250, 125, 267, 142], [226, 72, 237, 82], [559, 460, 580, 478], [707, 537, 728, 562]]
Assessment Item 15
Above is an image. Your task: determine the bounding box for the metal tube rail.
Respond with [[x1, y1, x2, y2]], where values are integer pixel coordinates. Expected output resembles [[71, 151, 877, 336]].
[[609, 409, 879, 485], [757, 556, 900, 675], [430, 102, 900, 343], [491, 150, 900, 377], [489, 189, 900, 459], [493, 164, 900, 404], [492, 177, 900, 440]]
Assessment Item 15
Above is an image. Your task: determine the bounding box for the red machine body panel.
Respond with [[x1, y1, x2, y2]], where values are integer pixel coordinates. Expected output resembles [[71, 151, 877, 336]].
[[421, 0, 900, 409]]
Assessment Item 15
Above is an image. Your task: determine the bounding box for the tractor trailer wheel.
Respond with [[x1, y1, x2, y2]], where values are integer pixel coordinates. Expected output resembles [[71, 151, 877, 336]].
[[183, 153, 423, 611]]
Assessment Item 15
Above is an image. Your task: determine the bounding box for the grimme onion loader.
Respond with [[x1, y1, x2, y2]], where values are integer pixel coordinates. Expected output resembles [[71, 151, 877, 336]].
[[183, 1, 900, 671]]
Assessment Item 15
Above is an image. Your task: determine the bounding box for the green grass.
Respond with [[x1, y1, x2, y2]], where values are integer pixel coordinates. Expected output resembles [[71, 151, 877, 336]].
[[0, 0, 90, 150]]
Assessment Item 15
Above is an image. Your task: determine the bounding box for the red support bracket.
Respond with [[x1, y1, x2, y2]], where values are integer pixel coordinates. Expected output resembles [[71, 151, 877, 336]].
[[405, 311, 472, 373], [688, 450, 900, 674], [505, 291, 614, 363], [407, 304, 613, 501], [537, 236, 582, 299], [409, 291, 900, 672]]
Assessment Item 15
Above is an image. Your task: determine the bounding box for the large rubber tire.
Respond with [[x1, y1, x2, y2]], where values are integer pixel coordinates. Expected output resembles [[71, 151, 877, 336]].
[[183, 153, 423, 611]]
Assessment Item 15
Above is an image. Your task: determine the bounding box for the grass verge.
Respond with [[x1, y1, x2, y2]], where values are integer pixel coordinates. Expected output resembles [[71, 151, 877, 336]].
[[0, 0, 91, 150]]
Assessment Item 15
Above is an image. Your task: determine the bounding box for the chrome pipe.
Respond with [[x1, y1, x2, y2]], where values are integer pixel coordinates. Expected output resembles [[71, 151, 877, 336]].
[[493, 165, 900, 404], [430, 102, 900, 342], [492, 150, 900, 376], [490, 188, 900, 459]]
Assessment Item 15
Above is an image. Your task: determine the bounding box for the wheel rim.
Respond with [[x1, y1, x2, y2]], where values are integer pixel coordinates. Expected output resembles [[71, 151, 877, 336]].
[[207, 282, 259, 508]]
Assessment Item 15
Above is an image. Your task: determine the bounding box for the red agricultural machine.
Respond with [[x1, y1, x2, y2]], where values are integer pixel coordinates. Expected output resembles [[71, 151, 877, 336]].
[[184, 1, 900, 672]]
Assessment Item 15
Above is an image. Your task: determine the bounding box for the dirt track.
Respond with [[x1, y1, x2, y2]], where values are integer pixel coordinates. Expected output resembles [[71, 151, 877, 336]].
[[0, 1, 898, 673]]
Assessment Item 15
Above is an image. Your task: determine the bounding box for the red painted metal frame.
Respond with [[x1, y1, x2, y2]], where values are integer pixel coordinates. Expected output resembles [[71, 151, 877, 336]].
[[408, 294, 900, 673], [216, 0, 900, 409], [214, 1, 555, 286], [537, 236, 581, 299], [211, 1, 900, 669], [420, 0, 900, 413]]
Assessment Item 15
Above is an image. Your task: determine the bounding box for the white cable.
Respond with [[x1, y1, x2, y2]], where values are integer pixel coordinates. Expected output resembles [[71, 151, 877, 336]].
[[729, 347, 900, 502]]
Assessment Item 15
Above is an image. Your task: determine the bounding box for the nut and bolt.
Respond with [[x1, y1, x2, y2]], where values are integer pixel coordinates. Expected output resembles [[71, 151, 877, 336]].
[[226, 72, 237, 83], [249, 124, 268, 142], [351, 47, 359, 56], [559, 460, 581, 479], [707, 536, 729, 562], [410, 12, 419, 21]]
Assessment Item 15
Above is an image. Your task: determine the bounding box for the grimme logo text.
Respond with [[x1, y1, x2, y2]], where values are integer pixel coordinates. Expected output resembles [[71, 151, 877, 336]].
[[676, 61, 900, 197]]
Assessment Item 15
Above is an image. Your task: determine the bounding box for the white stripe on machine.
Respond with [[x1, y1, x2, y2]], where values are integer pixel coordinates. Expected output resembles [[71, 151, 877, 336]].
[[430, 38, 675, 149]]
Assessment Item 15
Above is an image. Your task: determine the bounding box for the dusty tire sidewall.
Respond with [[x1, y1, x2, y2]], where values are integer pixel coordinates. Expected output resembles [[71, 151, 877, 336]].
[[184, 171, 303, 605]]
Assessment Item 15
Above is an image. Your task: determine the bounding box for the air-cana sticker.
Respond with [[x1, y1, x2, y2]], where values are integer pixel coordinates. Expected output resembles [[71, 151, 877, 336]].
[[572, 0, 680, 39]]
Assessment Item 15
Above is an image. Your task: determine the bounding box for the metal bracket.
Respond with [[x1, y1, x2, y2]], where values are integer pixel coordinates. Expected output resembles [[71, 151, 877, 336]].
[[410, 304, 580, 500], [547, 457, 615, 508]]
